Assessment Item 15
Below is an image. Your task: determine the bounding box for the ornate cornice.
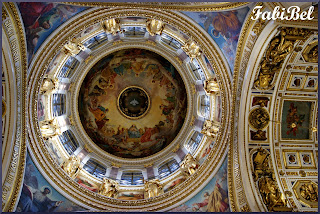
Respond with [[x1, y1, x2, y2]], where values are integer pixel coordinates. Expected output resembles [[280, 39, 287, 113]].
[[1, 3, 27, 212], [63, 2, 250, 12]]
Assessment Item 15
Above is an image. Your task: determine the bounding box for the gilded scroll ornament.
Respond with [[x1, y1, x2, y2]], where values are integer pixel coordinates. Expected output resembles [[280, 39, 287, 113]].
[[181, 39, 201, 62], [40, 75, 58, 95], [146, 19, 165, 36], [144, 179, 164, 199], [101, 18, 122, 35], [302, 41, 318, 63], [201, 120, 219, 138], [252, 148, 292, 211], [204, 78, 220, 94], [98, 178, 119, 198], [180, 153, 199, 176], [248, 107, 270, 130], [254, 27, 311, 90], [293, 180, 318, 208], [64, 37, 86, 56], [62, 155, 81, 179]]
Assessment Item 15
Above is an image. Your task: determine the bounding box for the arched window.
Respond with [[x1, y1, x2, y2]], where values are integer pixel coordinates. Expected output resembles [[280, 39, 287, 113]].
[[58, 130, 78, 155], [83, 32, 108, 49], [160, 33, 181, 49], [185, 131, 203, 154], [200, 95, 210, 119], [83, 159, 106, 179], [120, 171, 144, 186], [58, 57, 79, 78], [123, 26, 146, 37], [190, 59, 205, 80], [52, 93, 66, 116], [158, 159, 180, 179]]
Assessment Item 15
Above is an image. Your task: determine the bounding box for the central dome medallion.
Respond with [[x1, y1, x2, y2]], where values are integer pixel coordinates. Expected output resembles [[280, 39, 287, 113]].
[[78, 49, 187, 158], [118, 86, 150, 119]]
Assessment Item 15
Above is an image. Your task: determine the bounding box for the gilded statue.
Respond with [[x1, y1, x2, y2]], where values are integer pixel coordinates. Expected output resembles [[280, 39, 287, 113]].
[[39, 118, 61, 139], [98, 178, 119, 198], [258, 177, 289, 211], [300, 183, 318, 202], [204, 79, 220, 94], [180, 153, 199, 176], [64, 37, 86, 56], [254, 27, 310, 90], [144, 179, 163, 198], [201, 120, 219, 138], [101, 18, 122, 35], [40, 75, 58, 95], [252, 148, 272, 181], [62, 155, 81, 179], [146, 19, 165, 36], [252, 148, 292, 211], [181, 39, 201, 62]]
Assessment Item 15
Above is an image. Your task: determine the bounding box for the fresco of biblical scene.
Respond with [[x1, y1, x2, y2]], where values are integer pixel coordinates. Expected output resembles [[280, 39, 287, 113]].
[[164, 176, 186, 192], [79, 48, 187, 158], [17, 2, 88, 63], [75, 177, 99, 192], [281, 101, 312, 140], [117, 192, 145, 200], [169, 157, 229, 212], [198, 140, 215, 164], [16, 152, 86, 212], [182, 6, 250, 71], [37, 97, 45, 121]]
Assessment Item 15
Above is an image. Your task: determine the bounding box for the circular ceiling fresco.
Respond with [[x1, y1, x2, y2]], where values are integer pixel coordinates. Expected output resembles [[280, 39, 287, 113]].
[[78, 48, 187, 158]]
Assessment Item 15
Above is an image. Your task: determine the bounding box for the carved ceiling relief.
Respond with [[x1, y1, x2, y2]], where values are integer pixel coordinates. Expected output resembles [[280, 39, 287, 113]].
[[254, 27, 312, 91], [251, 148, 293, 212]]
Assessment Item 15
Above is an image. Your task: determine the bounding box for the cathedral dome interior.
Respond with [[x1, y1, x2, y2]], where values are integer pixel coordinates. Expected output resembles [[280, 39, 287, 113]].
[[2, 1, 318, 212]]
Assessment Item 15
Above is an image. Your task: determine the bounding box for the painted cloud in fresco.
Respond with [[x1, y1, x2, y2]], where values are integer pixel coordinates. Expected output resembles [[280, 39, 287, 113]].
[[182, 6, 250, 72], [169, 157, 229, 212], [16, 152, 86, 212], [17, 2, 88, 63]]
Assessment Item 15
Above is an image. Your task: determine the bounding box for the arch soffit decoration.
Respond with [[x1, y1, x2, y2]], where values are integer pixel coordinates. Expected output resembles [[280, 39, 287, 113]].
[[228, 2, 318, 212], [2, 3, 28, 212]]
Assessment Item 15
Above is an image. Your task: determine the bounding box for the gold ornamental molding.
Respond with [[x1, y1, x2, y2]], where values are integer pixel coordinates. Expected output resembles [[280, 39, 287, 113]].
[[253, 27, 313, 91], [248, 107, 270, 130], [26, 7, 231, 211], [228, 2, 265, 212], [63, 2, 250, 12], [2, 3, 27, 212]]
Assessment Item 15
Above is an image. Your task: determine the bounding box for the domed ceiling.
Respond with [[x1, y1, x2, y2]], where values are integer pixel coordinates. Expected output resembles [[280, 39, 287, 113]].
[[2, 1, 317, 213], [78, 48, 187, 158]]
